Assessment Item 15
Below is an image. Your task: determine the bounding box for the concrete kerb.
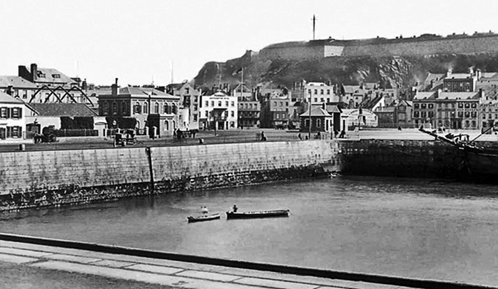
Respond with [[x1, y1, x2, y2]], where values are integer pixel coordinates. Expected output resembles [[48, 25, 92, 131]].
[[0, 233, 492, 289]]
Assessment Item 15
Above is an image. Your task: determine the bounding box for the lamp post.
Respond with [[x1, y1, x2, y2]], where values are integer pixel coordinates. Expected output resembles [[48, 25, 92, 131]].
[[308, 90, 312, 140]]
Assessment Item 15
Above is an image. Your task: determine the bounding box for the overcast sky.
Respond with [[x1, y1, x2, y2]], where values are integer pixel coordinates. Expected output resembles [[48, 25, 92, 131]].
[[1, 0, 497, 86]]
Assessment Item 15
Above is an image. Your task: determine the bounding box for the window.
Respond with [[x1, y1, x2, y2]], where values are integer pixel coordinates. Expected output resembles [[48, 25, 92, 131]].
[[231, 111, 234, 117], [205, 101, 209, 107], [465, 103, 470, 108], [134, 102, 141, 114], [121, 102, 127, 115], [218, 101, 221, 107], [231, 101, 234, 107], [154, 102, 159, 114], [112, 103, 118, 115], [414, 103, 419, 109], [225, 101, 229, 107], [103, 103, 109, 115], [163, 103, 169, 114], [428, 104, 434, 109], [317, 119, 321, 128], [320, 89, 324, 95], [211, 101, 214, 107], [11, 108, 21, 119], [143, 103, 148, 114], [458, 103, 463, 108], [185, 88, 190, 94], [308, 89, 312, 94], [471, 103, 477, 108], [6, 126, 21, 138], [314, 89, 317, 94], [193, 114, 197, 121], [327, 89, 330, 95]]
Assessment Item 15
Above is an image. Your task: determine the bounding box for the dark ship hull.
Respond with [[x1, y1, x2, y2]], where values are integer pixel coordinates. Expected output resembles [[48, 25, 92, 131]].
[[419, 127, 498, 182]]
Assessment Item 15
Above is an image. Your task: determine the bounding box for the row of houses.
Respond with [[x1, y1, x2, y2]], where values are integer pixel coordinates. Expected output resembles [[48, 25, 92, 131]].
[[4, 62, 498, 141]]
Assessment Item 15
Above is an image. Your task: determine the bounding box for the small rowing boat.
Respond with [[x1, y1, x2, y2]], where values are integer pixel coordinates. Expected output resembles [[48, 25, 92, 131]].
[[187, 213, 221, 223], [226, 209, 290, 220]]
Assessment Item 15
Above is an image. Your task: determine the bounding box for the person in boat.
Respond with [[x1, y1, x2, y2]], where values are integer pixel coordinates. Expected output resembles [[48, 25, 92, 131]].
[[232, 204, 238, 212], [201, 206, 209, 214]]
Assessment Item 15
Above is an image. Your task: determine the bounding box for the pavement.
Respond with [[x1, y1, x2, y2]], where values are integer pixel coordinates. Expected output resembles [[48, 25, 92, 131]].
[[0, 240, 420, 289]]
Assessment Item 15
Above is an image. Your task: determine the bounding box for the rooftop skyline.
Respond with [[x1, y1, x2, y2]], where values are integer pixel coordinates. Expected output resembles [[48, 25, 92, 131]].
[[2, 0, 498, 86]]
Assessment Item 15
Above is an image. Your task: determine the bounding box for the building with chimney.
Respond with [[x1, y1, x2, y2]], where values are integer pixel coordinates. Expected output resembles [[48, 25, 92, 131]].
[[98, 79, 180, 137], [18, 63, 93, 107], [233, 84, 260, 128], [412, 89, 483, 130], [198, 91, 237, 131], [166, 82, 201, 130]]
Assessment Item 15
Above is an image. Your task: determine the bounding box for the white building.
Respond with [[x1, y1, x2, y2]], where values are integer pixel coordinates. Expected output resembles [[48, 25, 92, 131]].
[[305, 82, 339, 104], [199, 91, 238, 130], [0, 91, 26, 140]]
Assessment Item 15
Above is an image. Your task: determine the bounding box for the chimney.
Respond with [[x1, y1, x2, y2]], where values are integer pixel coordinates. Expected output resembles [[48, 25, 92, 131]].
[[479, 88, 484, 98], [30, 63, 38, 82], [82, 78, 87, 90], [436, 89, 442, 98], [111, 78, 119, 95], [6, 85, 13, 96], [476, 69, 482, 80], [446, 69, 452, 78]]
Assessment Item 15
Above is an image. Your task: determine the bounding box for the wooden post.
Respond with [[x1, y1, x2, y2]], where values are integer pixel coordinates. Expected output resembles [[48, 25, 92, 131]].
[[145, 147, 154, 194]]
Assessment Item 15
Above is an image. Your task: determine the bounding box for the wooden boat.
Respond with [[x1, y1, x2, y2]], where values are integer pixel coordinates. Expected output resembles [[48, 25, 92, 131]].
[[419, 126, 498, 181], [187, 213, 221, 223], [226, 209, 290, 220]]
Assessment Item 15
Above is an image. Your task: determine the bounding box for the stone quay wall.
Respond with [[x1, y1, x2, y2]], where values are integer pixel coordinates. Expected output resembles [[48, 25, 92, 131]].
[[0, 140, 340, 211], [338, 139, 466, 180]]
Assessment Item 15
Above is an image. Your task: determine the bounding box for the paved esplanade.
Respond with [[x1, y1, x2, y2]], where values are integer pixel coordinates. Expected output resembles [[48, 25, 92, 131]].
[[0, 239, 424, 289]]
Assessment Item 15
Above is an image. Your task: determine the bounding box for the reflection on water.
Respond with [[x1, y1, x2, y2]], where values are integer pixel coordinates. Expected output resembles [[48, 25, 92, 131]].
[[2, 176, 498, 286]]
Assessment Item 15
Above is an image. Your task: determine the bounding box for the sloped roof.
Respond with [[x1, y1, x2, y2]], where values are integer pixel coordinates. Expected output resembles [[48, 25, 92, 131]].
[[445, 73, 473, 80], [300, 106, 331, 117], [326, 105, 342, 113], [0, 76, 37, 88], [27, 103, 98, 116], [375, 106, 396, 113], [413, 92, 436, 100], [0, 91, 24, 104], [35, 68, 75, 84], [439, 92, 479, 100]]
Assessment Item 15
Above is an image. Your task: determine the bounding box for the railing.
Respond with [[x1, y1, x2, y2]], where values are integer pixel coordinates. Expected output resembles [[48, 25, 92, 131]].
[[54, 129, 99, 137]]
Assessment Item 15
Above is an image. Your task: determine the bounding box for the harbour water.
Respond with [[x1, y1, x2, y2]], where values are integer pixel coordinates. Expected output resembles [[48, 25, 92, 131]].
[[2, 176, 498, 286]]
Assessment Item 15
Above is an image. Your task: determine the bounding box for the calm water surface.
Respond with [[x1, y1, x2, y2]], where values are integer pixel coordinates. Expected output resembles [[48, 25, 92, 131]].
[[2, 176, 498, 286]]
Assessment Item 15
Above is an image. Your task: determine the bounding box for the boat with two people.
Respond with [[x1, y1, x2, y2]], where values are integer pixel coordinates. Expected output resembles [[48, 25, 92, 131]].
[[187, 213, 221, 223]]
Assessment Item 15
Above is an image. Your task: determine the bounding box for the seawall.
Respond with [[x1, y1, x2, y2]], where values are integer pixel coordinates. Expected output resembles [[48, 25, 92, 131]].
[[0, 140, 340, 211], [338, 139, 468, 180]]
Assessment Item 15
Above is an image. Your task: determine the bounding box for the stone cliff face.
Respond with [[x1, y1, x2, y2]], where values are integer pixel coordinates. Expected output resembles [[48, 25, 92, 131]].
[[193, 51, 498, 91]]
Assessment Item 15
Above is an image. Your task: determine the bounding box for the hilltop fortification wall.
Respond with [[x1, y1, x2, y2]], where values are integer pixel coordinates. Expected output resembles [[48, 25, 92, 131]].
[[260, 34, 498, 60], [342, 34, 498, 57]]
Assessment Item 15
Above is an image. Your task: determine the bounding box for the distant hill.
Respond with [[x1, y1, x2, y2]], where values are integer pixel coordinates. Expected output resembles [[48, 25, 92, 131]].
[[193, 44, 498, 91]]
